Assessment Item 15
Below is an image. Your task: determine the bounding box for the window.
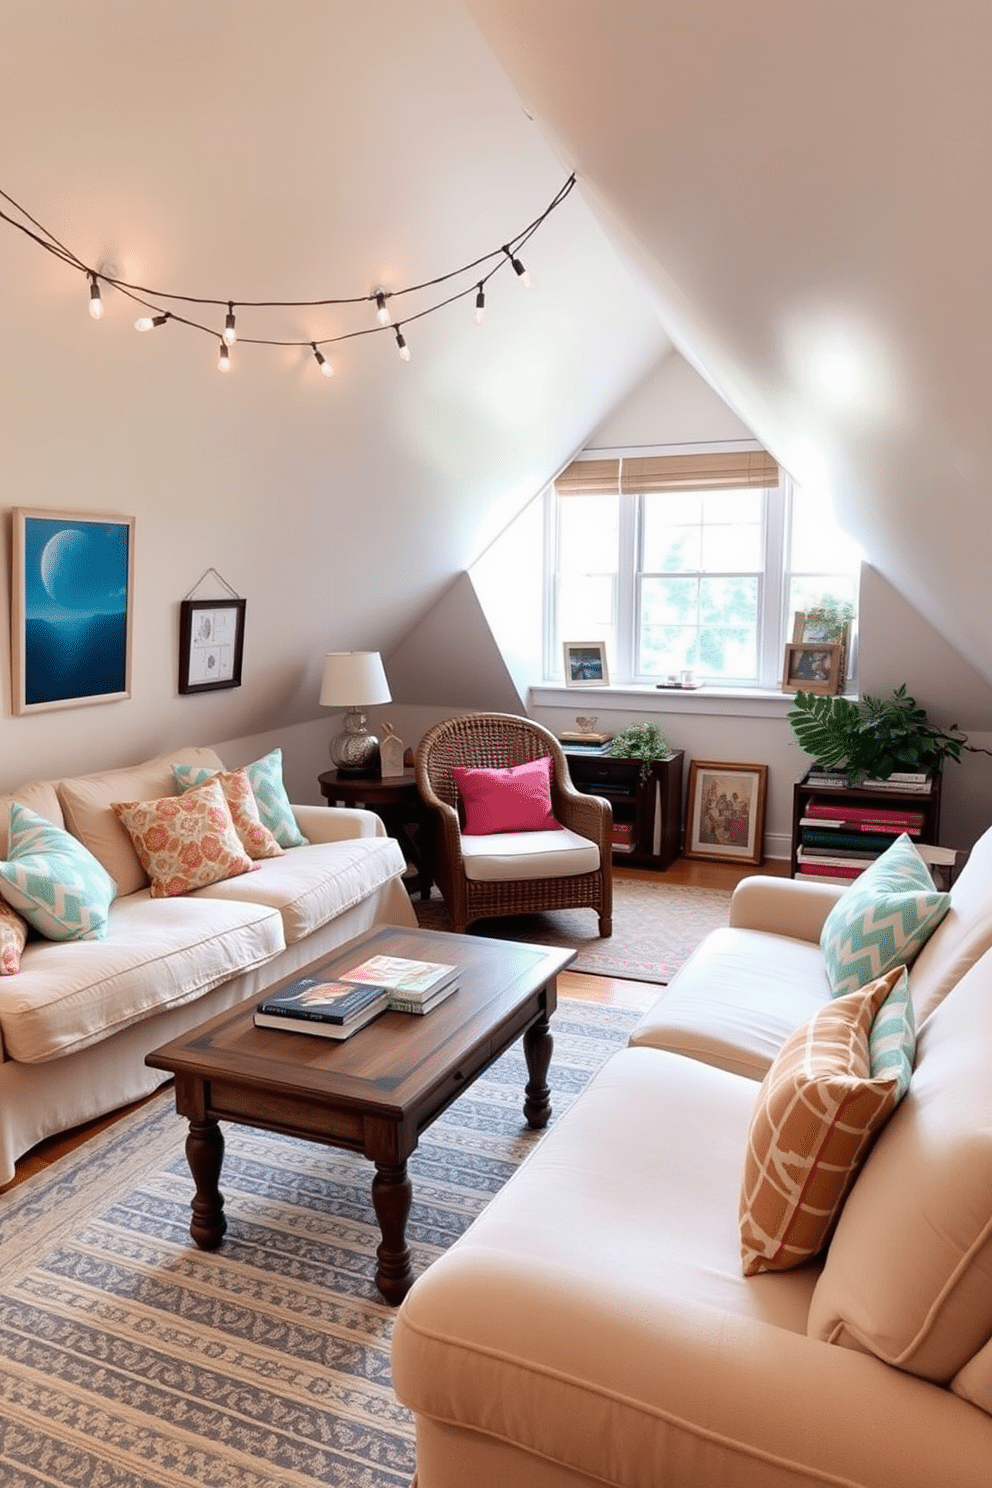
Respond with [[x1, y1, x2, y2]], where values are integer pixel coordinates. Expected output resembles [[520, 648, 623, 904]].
[[549, 449, 861, 689]]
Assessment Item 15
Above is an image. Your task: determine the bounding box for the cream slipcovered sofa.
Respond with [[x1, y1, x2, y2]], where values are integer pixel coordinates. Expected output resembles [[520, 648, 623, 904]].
[[0, 745, 416, 1186], [392, 828, 992, 1487]]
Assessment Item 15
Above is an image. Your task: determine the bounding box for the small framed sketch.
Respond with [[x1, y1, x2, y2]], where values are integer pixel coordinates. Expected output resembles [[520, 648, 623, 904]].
[[10, 507, 135, 714], [178, 598, 246, 694], [563, 641, 609, 687], [781, 642, 842, 696], [684, 760, 768, 866]]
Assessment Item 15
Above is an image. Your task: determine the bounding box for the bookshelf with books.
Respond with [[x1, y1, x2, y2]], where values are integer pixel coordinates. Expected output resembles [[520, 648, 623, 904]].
[[790, 767, 942, 882], [563, 747, 684, 869]]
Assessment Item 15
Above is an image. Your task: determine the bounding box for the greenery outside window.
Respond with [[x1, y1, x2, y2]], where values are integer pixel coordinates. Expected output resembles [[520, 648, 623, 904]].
[[548, 448, 862, 690]]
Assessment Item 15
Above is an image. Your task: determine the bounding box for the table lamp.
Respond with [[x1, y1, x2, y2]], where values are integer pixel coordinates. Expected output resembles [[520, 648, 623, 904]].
[[319, 651, 391, 774]]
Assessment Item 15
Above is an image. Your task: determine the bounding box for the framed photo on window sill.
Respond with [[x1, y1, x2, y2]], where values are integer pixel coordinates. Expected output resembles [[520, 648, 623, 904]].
[[684, 760, 768, 866], [781, 642, 842, 696], [178, 598, 246, 694], [563, 641, 609, 687]]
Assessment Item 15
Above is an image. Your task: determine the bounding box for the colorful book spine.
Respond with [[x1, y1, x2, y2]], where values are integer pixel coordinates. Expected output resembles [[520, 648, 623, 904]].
[[797, 862, 863, 880], [804, 801, 925, 829], [800, 828, 915, 852]]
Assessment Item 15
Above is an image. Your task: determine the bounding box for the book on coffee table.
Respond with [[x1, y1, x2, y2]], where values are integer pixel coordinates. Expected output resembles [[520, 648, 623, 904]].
[[387, 981, 459, 1016], [253, 977, 390, 1039], [340, 953, 458, 1001]]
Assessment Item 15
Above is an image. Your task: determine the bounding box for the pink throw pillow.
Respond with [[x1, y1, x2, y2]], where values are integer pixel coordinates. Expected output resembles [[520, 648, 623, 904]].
[[451, 757, 559, 835]]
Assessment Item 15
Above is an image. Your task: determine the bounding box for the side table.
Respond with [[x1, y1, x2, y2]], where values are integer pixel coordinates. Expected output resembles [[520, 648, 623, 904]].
[[318, 768, 431, 899]]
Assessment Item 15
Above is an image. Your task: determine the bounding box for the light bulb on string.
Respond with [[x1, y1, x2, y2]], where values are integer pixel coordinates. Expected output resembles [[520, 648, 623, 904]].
[[474, 284, 486, 325], [223, 303, 237, 346], [311, 343, 334, 378], [375, 291, 391, 326], [88, 274, 103, 319], [394, 325, 410, 362], [502, 245, 534, 288], [134, 312, 170, 332], [218, 341, 231, 373]]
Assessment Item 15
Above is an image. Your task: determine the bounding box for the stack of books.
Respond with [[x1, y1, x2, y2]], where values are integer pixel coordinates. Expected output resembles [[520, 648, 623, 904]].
[[795, 797, 928, 883], [611, 820, 636, 853], [253, 954, 460, 1037], [254, 977, 390, 1039], [341, 953, 459, 1015]]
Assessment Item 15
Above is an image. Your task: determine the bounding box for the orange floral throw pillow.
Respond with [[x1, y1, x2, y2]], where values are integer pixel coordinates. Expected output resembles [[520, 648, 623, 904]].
[[185, 767, 285, 861], [0, 897, 29, 974], [112, 779, 258, 898]]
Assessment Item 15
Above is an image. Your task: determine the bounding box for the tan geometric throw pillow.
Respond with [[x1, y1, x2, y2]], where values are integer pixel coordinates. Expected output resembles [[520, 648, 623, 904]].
[[740, 967, 907, 1276], [0, 896, 29, 974], [112, 778, 257, 898]]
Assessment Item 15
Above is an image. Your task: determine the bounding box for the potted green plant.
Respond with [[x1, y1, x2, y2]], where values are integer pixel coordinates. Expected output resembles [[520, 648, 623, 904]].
[[607, 722, 673, 782], [787, 684, 968, 781]]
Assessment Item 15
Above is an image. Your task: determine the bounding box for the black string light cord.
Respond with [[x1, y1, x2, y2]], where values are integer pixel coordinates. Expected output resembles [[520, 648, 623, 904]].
[[0, 174, 576, 365]]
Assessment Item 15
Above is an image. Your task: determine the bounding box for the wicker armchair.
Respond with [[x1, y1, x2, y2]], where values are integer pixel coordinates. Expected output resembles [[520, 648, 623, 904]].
[[415, 713, 613, 937]]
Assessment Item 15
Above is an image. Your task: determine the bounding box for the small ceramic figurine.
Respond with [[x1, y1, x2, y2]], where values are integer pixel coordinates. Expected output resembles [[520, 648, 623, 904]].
[[379, 723, 405, 778]]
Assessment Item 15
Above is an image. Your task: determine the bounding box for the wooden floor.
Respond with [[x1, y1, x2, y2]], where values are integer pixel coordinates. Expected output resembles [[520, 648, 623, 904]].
[[3, 855, 788, 1193]]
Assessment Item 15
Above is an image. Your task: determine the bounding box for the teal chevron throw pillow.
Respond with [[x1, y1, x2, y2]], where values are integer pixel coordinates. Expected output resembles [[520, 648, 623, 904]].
[[0, 802, 117, 941], [173, 747, 308, 848], [821, 833, 950, 996], [868, 964, 916, 1099]]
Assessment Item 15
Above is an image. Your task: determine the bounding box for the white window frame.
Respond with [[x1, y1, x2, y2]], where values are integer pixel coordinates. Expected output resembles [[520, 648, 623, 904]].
[[546, 446, 856, 692]]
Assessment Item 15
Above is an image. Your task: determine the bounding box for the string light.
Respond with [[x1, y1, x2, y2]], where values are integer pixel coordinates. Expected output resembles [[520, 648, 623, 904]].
[[134, 312, 171, 332], [502, 245, 534, 288], [311, 342, 333, 377], [0, 174, 576, 374]]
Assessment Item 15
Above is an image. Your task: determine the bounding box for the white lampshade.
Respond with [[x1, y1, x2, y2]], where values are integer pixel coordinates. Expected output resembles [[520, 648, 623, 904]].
[[319, 651, 391, 708]]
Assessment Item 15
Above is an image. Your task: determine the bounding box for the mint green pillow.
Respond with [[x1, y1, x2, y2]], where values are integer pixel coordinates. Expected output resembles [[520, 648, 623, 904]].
[[0, 802, 117, 941], [173, 747, 308, 848], [868, 965, 916, 1099], [820, 833, 950, 996]]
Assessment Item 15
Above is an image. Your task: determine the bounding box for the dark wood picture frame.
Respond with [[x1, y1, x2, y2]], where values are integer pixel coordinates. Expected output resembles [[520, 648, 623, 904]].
[[178, 598, 246, 694], [683, 759, 768, 866]]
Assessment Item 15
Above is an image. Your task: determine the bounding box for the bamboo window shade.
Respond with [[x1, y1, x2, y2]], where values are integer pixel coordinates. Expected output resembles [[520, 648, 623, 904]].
[[555, 450, 779, 495]]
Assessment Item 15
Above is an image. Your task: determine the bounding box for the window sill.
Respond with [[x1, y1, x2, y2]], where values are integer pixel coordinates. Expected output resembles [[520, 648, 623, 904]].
[[529, 683, 833, 719]]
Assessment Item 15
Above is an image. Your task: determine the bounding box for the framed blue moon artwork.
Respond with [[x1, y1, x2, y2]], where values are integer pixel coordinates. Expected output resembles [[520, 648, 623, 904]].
[[10, 508, 135, 714]]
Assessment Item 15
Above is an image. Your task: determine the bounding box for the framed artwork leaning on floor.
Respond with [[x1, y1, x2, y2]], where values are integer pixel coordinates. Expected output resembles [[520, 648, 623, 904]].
[[684, 760, 768, 866]]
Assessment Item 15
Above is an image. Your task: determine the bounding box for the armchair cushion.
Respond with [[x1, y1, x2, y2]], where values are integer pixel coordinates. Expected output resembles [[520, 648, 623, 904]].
[[451, 757, 559, 835], [461, 828, 599, 882]]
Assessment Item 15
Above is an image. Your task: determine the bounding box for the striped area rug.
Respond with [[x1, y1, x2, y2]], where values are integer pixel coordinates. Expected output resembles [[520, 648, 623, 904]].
[[0, 998, 640, 1488]]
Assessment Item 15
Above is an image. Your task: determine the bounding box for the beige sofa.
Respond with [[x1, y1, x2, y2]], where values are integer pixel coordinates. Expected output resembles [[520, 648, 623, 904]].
[[391, 829, 992, 1487], [0, 745, 416, 1186]]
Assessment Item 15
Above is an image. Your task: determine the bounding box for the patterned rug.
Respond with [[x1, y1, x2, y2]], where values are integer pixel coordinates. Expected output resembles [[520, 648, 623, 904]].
[[0, 998, 640, 1488], [415, 877, 732, 983]]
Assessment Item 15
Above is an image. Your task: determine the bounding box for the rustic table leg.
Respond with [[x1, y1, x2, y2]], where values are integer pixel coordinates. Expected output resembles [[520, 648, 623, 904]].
[[523, 1013, 553, 1129], [372, 1160, 414, 1304], [185, 1118, 227, 1250]]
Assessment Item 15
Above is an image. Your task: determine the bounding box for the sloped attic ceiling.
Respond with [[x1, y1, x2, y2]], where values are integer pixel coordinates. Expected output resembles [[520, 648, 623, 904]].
[[0, 0, 667, 775], [468, 0, 992, 686]]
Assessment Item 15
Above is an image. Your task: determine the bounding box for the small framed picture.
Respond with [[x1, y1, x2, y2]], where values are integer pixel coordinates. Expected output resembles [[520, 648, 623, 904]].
[[563, 641, 609, 687], [684, 760, 768, 866], [10, 507, 135, 715], [792, 611, 850, 686], [178, 598, 246, 694], [781, 642, 842, 695]]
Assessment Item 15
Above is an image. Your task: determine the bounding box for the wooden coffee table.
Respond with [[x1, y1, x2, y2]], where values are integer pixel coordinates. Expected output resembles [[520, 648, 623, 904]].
[[145, 924, 574, 1303]]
